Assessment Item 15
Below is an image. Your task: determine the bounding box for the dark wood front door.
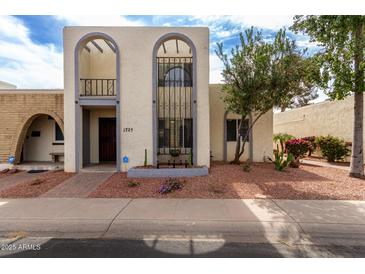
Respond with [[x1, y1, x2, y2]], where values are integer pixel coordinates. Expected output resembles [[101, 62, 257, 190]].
[[99, 118, 116, 162]]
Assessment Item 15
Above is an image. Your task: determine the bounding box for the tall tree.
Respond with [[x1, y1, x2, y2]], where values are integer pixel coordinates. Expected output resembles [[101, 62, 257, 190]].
[[216, 27, 318, 164], [292, 16, 365, 178]]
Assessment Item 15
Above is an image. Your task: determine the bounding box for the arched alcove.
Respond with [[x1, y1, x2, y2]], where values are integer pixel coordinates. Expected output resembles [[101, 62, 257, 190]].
[[152, 33, 197, 167]]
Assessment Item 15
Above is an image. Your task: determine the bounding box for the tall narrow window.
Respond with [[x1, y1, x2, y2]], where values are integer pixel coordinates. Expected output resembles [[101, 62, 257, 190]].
[[156, 38, 193, 164]]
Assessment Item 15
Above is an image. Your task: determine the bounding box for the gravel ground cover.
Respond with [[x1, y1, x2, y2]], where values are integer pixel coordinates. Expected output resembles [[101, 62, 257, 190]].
[[89, 162, 365, 200], [0, 171, 75, 198]]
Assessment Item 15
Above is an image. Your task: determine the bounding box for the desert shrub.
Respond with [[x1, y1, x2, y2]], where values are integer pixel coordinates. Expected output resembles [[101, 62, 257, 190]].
[[315, 135, 350, 162], [127, 181, 140, 187], [242, 160, 251, 172], [270, 145, 294, 171], [158, 178, 184, 194], [273, 133, 295, 152], [285, 138, 311, 167]]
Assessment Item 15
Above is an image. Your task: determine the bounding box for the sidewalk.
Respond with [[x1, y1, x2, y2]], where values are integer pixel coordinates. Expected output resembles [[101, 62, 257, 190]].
[[0, 198, 365, 246]]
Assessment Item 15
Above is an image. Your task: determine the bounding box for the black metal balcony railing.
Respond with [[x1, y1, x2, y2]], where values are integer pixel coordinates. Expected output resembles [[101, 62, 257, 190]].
[[79, 79, 116, 96]]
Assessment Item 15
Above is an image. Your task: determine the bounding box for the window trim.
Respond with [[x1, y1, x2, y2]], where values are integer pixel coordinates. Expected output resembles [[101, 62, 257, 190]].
[[226, 118, 250, 143], [53, 121, 64, 144]]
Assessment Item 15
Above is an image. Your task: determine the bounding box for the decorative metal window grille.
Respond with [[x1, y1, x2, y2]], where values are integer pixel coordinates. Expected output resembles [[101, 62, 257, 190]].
[[156, 57, 193, 164]]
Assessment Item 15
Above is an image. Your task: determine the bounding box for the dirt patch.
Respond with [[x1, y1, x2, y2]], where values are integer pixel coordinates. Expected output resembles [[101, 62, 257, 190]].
[[89, 162, 365, 200], [0, 168, 20, 179], [0, 171, 75, 198]]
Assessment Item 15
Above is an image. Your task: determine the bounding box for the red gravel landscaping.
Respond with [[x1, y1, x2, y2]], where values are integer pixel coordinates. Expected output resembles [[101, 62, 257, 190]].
[[0, 171, 75, 198], [89, 162, 365, 200]]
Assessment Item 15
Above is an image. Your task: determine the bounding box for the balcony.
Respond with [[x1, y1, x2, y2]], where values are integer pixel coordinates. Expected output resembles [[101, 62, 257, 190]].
[[79, 78, 116, 97]]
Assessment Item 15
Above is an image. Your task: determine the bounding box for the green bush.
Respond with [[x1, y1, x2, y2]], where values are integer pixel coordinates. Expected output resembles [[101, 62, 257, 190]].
[[315, 135, 350, 162]]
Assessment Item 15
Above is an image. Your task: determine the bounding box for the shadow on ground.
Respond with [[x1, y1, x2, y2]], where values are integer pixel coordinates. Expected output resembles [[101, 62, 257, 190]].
[[2, 237, 365, 258]]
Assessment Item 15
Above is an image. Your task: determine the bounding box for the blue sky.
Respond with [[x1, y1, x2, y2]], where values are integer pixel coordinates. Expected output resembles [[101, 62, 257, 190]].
[[0, 15, 324, 100]]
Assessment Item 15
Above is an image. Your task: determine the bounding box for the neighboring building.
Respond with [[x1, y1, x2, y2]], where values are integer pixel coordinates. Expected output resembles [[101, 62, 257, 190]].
[[274, 96, 358, 157], [0, 80, 16, 89], [0, 26, 273, 173]]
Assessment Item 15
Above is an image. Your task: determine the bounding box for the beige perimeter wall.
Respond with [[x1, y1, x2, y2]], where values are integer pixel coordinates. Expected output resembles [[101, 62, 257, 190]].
[[274, 96, 355, 142]]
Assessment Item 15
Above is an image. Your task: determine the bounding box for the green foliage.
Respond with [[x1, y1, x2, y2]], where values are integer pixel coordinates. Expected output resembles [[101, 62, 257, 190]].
[[144, 149, 147, 167], [270, 145, 294, 171], [291, 16, 365, 99], [273, 133, 295, 151], [216, 27, 317, 162], [315, 135, 350, 162], [285, 138, 311, 160], [188, 149, 193, 167], [169, 149, 180, 157]]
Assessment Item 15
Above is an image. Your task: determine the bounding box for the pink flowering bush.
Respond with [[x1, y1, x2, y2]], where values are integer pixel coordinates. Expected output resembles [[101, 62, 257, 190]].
[[285, 138, 311, 167]]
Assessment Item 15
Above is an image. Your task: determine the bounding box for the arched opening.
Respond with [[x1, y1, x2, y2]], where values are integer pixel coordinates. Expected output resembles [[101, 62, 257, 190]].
[[75, 33, 120, 171], [153, 34, 196, 167], [13, 113, 64, 165]]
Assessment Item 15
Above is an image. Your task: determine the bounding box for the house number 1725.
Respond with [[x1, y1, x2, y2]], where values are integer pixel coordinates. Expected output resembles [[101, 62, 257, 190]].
[[123, 128, 133, 133]]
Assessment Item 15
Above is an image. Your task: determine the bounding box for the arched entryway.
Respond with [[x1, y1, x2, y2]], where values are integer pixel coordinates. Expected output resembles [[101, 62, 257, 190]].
[[11, 112, 64, 164], [152, 33, 197, 167], [74, 32, 120, 172]]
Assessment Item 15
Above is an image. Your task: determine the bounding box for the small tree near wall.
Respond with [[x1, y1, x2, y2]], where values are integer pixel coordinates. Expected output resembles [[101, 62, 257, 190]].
[[216, 27, 319, 164]]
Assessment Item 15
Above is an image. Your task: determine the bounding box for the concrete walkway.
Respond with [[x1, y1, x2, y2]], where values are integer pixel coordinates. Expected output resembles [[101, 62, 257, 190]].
[[0, 198, 364, 246], [301, 159, 350, 171], [41, 172, 112, 198]]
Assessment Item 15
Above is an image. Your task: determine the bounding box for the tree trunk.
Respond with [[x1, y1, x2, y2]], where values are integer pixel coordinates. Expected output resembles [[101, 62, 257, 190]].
[[350, 20, 364, 178], [231, 115, 245, 164]]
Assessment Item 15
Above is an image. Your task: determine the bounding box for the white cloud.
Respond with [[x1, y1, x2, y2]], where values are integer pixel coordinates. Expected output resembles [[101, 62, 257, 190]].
[[209, 54, 223, 83], [0, 16, 63, 89], [194, 15, 294, 30], [55, 15, 145, 26]]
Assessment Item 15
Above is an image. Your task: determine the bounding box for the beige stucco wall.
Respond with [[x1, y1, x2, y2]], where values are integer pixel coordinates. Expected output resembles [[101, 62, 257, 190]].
[[23, 115, 64, 162], [89, 108, 116, 163], [64, 27, 210, 172], [209, 84, 273, 162], [274, 96, 355, 142]]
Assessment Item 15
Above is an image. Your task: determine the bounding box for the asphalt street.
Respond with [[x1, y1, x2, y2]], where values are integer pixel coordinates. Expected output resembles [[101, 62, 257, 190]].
[[1, 237, 365, 258]]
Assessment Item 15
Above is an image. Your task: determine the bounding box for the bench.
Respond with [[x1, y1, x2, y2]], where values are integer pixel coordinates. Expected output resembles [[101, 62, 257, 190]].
[[49, 152, 64, 163]]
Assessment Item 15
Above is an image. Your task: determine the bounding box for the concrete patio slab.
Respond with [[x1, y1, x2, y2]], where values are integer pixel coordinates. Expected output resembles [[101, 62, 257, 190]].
[[42, 172, 113, 198], [274, 200, 365, 224]]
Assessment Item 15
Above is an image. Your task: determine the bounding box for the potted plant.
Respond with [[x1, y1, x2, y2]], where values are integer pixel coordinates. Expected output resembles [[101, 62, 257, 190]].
[[169, 149, 181, 158]]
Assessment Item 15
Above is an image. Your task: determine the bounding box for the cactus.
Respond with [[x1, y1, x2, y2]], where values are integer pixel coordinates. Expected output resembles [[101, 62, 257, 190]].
[[188, 149, 193, 167], [144, 149, 147, 167], [270, 145, 293, 171]]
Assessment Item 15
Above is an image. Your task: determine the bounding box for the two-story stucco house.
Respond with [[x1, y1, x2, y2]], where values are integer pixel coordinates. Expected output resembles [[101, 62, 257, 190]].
[[0, 26, 273, 175]]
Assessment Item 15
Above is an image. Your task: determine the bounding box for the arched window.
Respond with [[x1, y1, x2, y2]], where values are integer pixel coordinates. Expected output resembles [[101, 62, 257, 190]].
[[154, 36, 195, 166], [164, 66, 192, 87]]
